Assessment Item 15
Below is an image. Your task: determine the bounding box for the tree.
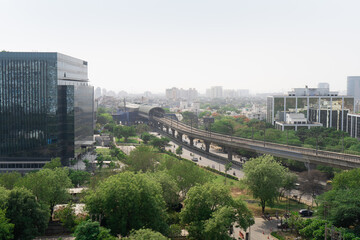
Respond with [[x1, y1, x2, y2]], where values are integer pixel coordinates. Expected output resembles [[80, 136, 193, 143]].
[[150, 137, 170, 151], [54, 203, 78, 232], [298, 170, 327, 206], [141, 132, 153, 144], [317, 168, 360, 229], [115, 125, 136, 142], [69, 170, 91, 187], [110, 147, 127, 160], [212, 118, 236, 135], [97, 113, 113, 125], [204, 206, 235, 240], [0, 209, 14, 240], [127, 145, 158, 172], [74, 220, 116, 240], [83, 158, 91, 170], [0, 171, 21, 190], [180, 183, 253, 240], [280, 170, 297, 197], [43, 157, 62, 169], [243, 155, 286, 213], [135, 124, 150, 135], [124, 228, 169, 240], [224, 162, 232, 185], [148, 171, 180, 209], [18, 168, 73, 214], [175, 146, 183, 156], [0, 187, 9, 209], [5, 187, 49, 240], [85, 172, 168, 236], [96, 153, 105, 169], [167, 159, 211, 197]]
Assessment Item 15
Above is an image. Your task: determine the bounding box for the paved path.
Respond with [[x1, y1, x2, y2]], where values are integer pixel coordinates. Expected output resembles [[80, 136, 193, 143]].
[[234, 218, 279, 240]]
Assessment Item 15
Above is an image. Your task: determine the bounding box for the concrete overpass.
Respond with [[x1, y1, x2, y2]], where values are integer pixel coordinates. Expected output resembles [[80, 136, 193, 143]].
[[151, 116, 360, 169]]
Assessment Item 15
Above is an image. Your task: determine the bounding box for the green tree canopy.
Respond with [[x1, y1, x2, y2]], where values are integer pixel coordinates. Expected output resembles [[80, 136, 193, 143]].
[[141, 132, 154, 144], [180, 183, 253, 240], [150, 137, 170, 151], [97, 113, 113, 125], [317, 168, 360, 230], [167, 159, 212, 197], [85, 172, 168, 236], [147, 171, 180, 209], [43, 157, 62, 169], [124, 228, 169, 240], [0, 208, 14, 240], [5, 187, 49, 240], [127, 145, 158, 172], [69, 170, 91, 187], [243, 155, 286, 213], [74, 220, 116, 240], [115, 125, 136, 142], [0, 171, 21, 190], [17, 168, 73, 213]]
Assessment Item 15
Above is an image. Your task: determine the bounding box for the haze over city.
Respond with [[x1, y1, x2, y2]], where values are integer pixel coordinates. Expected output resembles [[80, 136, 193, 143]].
[[2, 0, 360, 93]]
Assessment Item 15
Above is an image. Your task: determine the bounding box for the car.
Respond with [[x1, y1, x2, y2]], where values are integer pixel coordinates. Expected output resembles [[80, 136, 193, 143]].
[[299, 209, 313, 217], [192, 157, 198, 162]]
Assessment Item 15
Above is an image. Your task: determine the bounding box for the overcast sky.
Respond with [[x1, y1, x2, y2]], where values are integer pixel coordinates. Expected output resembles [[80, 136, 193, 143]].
[[1, 0, 360, 94]]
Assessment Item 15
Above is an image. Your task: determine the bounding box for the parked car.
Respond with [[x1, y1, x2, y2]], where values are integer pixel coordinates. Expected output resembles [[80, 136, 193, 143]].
[[192, 157, 199, 162], [299, 209, 313, 217]]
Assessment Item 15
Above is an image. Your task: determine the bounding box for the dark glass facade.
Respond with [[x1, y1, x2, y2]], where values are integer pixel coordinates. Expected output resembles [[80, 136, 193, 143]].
[[0, 52, 94, 167]]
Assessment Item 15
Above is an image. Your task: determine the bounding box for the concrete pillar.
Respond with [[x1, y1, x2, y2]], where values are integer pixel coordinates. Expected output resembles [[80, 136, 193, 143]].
[[165, 126, 169, 134], [189, 137, 194, 146], [204, 141, 211, 152], [227, 147, 233, 161], [177, 132, 183, 141], [304, 162, 317, 172], [171, 129, 175, 137]]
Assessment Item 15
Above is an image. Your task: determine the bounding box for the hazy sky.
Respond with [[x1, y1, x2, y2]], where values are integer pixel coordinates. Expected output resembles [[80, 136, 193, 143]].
[[1, 0, 360, 94]]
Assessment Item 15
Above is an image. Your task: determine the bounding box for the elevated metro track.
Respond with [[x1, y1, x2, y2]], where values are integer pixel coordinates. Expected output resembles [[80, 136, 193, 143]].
[[152, 116, 360, 169]]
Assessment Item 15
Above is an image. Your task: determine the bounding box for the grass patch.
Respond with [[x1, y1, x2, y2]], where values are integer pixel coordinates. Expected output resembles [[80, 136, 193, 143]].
[[271, 231, 284, 240], [116, 137, 140, 144], [271, 231, 299, 240], [95, 148, 111, 156]]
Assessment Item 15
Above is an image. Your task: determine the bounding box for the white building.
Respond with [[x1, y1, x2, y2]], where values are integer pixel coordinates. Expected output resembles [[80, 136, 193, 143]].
[[275, 113, 323, 131]]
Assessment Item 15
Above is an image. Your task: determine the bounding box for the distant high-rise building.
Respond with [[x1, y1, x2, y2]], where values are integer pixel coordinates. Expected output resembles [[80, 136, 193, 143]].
[[95, 87, 102, 99], [165, 87, 198, 101], [237, 89, 250, 97], [206, 86, 223, 99], [317, 82, 330, 89], [0, 52, 94, 170], [347, 76, 360, 100]]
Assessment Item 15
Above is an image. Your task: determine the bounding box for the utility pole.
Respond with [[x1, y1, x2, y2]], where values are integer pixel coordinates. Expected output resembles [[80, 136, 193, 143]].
[[263, 128, 266, 147], [286, 130, 289, 145]]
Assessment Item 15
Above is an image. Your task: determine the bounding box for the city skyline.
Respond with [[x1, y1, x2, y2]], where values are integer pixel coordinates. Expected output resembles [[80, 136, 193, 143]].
[[2, 0, 360, 93]]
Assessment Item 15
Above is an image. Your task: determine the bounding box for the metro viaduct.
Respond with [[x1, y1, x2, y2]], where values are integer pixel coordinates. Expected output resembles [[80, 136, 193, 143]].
[[138, 110, 360, 169]]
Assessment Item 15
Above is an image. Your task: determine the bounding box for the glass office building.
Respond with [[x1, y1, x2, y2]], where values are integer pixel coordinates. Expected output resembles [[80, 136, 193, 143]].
[[0, 52, 94, 168], [267, 87, 354, 131]]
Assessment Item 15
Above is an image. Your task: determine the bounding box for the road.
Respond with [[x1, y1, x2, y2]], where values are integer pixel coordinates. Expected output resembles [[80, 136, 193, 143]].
[[151, 132, 245, 178]]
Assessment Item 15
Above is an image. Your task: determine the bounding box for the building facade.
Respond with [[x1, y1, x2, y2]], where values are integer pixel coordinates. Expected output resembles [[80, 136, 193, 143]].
[[347, 113, 360, 139], [267, 87, 354, 131], [0, 52, 94, 169]]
